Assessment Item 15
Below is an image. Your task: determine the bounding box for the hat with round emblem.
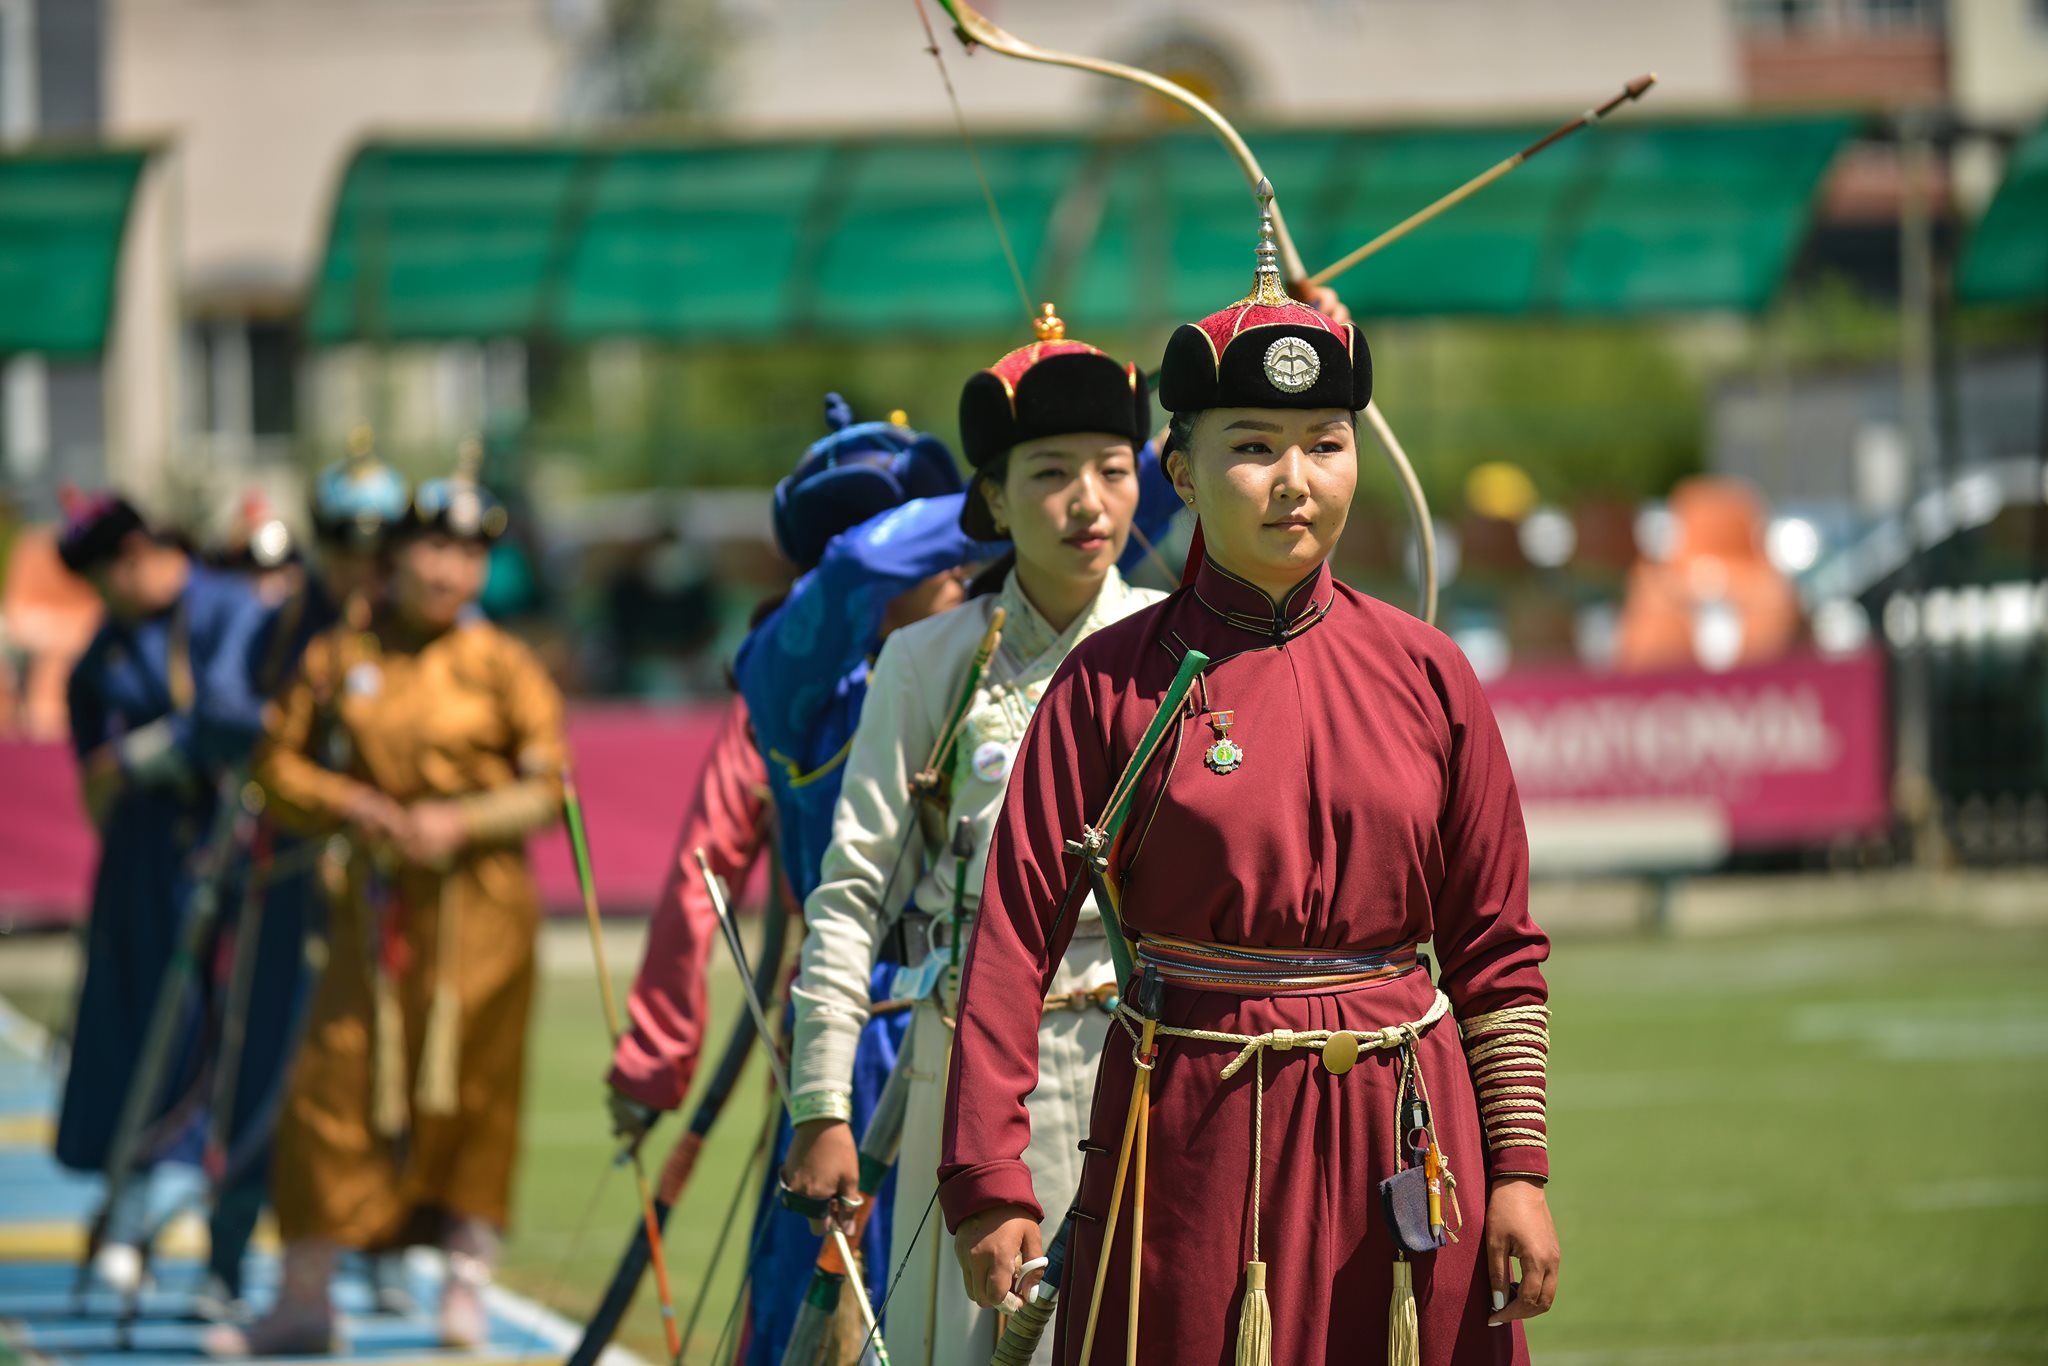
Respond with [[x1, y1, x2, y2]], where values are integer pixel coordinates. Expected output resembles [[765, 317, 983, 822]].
[[403, 435, 510, 544], [1157, 179, 1370, 421]]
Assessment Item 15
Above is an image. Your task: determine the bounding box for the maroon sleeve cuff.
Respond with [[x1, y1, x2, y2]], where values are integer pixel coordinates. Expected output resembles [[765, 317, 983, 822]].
[[606, 1034, 688, 1113], [1487, 1145, 1549, 1183], [937, 1160, 1042, 1234]]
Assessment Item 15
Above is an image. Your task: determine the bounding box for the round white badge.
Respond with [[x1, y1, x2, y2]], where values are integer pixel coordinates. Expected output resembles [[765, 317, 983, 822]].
[[344, 662, 383, 697], [971, 740, 1014, 783], [1263, 336, 1321, 394]]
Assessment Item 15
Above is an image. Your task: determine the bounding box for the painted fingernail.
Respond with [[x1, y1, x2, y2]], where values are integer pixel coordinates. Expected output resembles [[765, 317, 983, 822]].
[[1491, 1290, 1506, 1312]]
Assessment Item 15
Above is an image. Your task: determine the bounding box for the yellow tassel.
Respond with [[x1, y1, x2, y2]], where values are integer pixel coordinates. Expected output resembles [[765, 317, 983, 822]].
[[415, 979, 460, 1116], [1388, 1257, 1419, 1366], [371, 977, 408, 1138], [1234, 1260, 1272, 1366]]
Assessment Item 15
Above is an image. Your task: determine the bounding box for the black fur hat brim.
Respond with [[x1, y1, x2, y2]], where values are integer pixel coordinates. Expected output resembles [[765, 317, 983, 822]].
[[1159, 322, 1370, 415], [959, 352, 1151, 472]]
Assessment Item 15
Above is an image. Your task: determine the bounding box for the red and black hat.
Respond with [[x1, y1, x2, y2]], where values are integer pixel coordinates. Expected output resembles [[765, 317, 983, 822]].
[[1157, 180, 1371, 424], [57, 487, 148, 575], [957, 305, 1151, 541]]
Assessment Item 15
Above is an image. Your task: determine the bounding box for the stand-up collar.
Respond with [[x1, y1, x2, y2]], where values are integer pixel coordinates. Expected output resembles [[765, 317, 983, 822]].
[[998, 564, 1136, 665], [1191, 556, 1334, 643]]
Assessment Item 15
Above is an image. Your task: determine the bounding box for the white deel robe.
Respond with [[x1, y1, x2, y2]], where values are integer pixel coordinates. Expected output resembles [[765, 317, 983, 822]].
[[792, 566, 1161, 1365]]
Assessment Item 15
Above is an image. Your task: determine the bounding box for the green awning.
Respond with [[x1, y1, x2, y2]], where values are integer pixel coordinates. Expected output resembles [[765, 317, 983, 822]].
[[0, 148, 152, 356], [1959, 119, 2048, 305], [307, 115, 1855, 343]]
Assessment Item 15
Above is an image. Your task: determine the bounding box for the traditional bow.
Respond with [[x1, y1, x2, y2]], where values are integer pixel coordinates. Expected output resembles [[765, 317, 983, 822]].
[[927, 2, 1657, 625], [929, 0, 1439, 622]]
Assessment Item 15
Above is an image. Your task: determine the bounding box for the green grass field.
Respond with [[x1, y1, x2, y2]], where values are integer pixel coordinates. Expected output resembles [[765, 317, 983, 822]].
[[501, 917, 2048, 1364], [10, 915, 2046, 1363]]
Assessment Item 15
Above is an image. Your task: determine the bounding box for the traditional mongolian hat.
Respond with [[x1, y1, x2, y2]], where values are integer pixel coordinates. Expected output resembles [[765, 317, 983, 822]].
[[222, 490, 298, 571], [1157, 180, 1371, 431], [956, 303, 1151, 542], [313, 426, 410, 549], [404, 436, 508, 543], [56, 487, 149, 575], [772, 394, 964, 569]]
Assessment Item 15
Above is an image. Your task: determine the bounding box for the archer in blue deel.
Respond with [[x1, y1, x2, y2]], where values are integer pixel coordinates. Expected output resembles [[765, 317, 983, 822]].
[[54, 492, 273, 1308], [728, 393, 976, 1363]]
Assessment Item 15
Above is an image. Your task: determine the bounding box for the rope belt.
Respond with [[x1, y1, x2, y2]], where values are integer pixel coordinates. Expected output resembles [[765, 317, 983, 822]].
[[1081, 937, 1457, 1366], [1115, 987, 1451, 1080]]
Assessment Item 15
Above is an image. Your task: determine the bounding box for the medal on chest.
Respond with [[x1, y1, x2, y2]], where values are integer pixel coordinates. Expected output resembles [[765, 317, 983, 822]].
[[1202, 709, 1243, 775]]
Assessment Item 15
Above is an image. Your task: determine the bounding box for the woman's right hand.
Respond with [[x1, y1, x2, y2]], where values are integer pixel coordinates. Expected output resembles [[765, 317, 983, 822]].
[[780, 1118, 861, 1235], [953, 1204, 1044, 1312]]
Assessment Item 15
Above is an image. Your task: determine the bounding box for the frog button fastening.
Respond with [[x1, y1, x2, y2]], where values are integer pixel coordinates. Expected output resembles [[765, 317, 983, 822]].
[[1203, 709, 1243, 775]]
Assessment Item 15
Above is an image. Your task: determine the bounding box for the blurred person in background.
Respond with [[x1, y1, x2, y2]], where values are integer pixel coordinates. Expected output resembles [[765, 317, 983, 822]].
[[942, 219, 1558, 1362], [0, 514, 104, 741], [210, 456, 565, 1356], [53, 492, 273, 1299], [198, 439, 416, 1321], [209, 492, 304, 610], [780, 304, 1179, 1364], [1615, 476, 1803, 674], [248, 429, 411, 694]]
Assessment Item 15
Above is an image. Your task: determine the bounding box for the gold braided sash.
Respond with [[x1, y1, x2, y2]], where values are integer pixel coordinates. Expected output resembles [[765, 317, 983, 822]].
[[1093, 989, 1456, 1365]]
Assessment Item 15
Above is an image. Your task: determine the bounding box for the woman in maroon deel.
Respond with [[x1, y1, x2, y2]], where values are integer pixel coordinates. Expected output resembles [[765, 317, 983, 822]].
[[937, 195, 1560, 1365]]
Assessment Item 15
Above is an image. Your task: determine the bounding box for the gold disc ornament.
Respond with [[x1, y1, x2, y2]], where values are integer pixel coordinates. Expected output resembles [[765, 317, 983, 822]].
[[1321, 1030, 1360, 1075]]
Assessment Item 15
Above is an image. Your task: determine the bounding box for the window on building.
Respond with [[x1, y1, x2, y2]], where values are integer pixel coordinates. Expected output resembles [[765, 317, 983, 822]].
[[0, 0, 36, 139], [1848, 0, 1945, 32], [1734, 0, 1827, 34], [188, 318, 299, 444]]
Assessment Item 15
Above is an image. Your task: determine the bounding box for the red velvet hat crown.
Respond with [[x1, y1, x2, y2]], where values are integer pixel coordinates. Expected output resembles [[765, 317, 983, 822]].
[[957, 304, 1151, 540], [1158, 180, 1371, 419]]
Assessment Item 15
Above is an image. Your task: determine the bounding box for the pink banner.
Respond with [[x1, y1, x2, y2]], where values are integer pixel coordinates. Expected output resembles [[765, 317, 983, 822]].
[[0, 705, 736, 926], [0, 652, 1894, 922], [1486, 649, 1891, 848]]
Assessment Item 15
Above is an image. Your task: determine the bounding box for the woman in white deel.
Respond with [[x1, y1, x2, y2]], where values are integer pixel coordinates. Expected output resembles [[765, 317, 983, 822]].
[[779, 304, 1168, 1364]]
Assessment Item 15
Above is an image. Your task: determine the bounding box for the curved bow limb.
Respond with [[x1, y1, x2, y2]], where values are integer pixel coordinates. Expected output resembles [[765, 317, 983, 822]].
[[933, 0, 1438, 622]]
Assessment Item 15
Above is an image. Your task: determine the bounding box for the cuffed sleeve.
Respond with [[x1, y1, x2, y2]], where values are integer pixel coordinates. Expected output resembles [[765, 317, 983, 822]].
[[608, 699, 773, 1112], [456, 778, 560, 844], [495, 635, 568, 812], [254, 639, 378, 835], [1427, 643, 1551, 1182]]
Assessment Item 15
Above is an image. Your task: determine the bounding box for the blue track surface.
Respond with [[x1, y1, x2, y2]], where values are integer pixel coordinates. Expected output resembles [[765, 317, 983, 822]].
[[0, 1000, 617, 1366]]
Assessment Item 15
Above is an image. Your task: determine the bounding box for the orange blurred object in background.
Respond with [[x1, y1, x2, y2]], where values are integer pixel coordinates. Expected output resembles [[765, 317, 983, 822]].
[[1614, 477, 1805, 674], [1, 529, 104, 741]]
